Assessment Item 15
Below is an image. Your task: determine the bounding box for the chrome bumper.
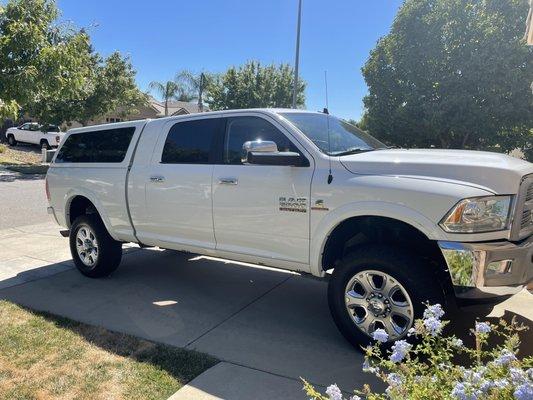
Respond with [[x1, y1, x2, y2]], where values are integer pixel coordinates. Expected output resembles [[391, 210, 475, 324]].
[[438, 235, 533, 301]]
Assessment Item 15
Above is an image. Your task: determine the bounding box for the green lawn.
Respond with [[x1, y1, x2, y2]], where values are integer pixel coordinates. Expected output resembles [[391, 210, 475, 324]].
[[0, 301, 218, 400]]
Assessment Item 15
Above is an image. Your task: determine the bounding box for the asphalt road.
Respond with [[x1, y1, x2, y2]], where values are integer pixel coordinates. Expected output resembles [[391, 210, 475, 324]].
[[0, 170, 49, 229]]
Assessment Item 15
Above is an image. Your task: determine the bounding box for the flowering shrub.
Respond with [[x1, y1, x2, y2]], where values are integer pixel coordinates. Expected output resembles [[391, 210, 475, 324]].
[[303, 304, 533, 400]]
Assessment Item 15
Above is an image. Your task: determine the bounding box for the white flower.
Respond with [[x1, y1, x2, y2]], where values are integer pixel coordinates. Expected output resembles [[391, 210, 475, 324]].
[[372, 328, 389, 343], [475, 322, 491, 334], [325, 384, 343, 400], [451, 338, 463, 348], [349, 396, 361, 400]]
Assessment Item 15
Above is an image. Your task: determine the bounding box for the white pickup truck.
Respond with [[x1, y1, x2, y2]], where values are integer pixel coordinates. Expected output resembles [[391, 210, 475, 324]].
[[45, 109, 533, 346], [6, 122, 63, 149]]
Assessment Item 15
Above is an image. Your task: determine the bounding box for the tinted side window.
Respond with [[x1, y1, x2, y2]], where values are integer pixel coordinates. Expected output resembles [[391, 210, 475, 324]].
[[162, 118, 220, 164], [224, 117, 298, 165], [55, 127, 135, 163]]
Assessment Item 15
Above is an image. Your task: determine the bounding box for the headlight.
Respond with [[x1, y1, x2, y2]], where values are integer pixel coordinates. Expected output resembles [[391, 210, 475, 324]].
[[440, 195, 512, 233]]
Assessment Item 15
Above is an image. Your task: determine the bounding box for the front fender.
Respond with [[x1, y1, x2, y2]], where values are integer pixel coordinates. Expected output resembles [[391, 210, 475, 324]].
[[309, 201, 441, 277]]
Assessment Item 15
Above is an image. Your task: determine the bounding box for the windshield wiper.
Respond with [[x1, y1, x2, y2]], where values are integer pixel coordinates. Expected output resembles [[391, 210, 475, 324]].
[[330, 147, 375, 156]]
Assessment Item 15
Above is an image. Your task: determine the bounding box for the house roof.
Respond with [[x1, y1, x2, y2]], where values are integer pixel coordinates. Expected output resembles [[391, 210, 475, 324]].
[[148, 96, 207, 116]]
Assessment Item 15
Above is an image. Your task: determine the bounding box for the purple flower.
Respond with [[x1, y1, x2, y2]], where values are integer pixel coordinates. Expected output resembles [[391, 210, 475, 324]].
[[493, 349, 517, 366], [514, 383, 533, 400], [510, 368, 527, 385], [386, 373, 403, 387], [424, 303, 445, 320], [390, 340, 412, 363], [423, 316, 443, 336], [325, 384, 343, 400], [475, 322, 491, 334], [372, 328, 389, 343]]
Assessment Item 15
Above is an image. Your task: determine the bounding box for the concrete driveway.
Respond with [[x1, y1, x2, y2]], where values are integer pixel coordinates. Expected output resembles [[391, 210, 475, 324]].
[[0, 218, 532, 399]]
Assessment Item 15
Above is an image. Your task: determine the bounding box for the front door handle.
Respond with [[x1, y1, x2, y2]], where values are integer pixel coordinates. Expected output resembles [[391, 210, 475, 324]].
[[150, 175, 165, 183], [218, 177, 238, 185]]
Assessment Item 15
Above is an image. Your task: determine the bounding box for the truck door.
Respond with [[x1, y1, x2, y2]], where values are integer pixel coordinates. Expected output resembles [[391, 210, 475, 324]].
[[139, 117, 224, 250], [212, 114, 314, 265]]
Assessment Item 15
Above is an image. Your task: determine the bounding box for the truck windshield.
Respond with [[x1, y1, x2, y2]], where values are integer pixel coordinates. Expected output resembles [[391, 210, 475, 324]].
[[279, 112, 387, 156]]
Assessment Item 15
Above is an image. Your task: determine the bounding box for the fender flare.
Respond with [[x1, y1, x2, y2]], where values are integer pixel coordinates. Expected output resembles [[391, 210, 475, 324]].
[[309, 201, 441, 277]]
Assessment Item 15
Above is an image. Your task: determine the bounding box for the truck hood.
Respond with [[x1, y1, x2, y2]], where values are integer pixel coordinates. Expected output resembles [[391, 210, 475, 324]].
[[339, 149, 533, 194]]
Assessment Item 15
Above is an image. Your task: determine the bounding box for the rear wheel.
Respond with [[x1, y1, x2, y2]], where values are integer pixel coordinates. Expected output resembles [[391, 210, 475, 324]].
[[40, 140, 51, 150], [69, 215, 122, 278], [7, 135, 17, 146], [328, 245, 446, 347]]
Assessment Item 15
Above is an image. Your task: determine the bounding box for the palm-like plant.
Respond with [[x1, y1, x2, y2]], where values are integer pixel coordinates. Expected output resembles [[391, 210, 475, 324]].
[[176, 70, 211, 112], [148, 80, 184, 116]]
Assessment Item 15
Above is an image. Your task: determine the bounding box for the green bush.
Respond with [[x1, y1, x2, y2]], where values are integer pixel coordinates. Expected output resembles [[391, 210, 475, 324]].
[[0, 144, 6, 154], [303, 304, 532, 400]]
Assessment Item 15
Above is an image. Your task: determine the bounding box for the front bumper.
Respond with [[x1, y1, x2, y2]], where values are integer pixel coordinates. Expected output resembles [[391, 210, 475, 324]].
[[438, 235, 533, 301]]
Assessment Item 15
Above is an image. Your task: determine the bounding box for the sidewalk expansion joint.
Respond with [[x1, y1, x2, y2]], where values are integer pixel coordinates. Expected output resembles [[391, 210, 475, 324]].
[[185, 275, 294, 348]]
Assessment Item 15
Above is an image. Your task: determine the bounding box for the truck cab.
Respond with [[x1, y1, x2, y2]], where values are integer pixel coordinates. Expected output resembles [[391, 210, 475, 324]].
[[45, 109, 533, 346]]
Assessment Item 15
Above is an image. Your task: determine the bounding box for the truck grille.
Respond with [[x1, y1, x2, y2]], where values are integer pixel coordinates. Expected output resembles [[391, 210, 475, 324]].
[[513, 176, 533, 240]]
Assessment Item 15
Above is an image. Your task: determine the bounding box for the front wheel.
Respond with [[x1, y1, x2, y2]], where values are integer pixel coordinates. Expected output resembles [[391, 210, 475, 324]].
[[69, 215, 122, 278], [328, 245, 446, 348]]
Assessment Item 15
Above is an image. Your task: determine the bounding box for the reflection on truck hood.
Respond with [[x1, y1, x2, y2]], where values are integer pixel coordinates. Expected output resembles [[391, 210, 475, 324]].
[[339, 148, 533, 194]]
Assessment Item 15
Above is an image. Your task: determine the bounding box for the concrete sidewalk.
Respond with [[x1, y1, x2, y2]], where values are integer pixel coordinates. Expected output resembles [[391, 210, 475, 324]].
[[0, 222, 531, 400]]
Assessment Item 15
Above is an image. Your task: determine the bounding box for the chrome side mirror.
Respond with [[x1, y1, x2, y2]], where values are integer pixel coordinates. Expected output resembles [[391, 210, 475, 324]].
[[242, 140, 278, 163]]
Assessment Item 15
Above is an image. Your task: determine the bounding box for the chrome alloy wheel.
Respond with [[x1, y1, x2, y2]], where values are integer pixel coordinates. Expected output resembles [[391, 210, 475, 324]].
[[75, 225, 99, 267], [344, 270, 414, 341]]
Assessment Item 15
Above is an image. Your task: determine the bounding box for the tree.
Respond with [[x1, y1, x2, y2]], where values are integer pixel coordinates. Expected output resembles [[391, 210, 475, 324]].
[[360, 0, 533, 159], [176, 70, 212, 112], [148, 80, 185, 116], [206, 61, 305, 110], [0, 0, 146, 126]]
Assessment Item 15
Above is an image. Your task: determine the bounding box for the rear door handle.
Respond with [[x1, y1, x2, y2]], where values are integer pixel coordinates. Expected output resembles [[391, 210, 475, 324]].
[[150, 175, 165, 183], [218, 177, 238, 185]]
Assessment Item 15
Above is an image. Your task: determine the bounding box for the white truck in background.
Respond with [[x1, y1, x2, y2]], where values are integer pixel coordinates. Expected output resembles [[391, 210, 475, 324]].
[[45, 109, 533, 346], [6, 122, 63, 149]]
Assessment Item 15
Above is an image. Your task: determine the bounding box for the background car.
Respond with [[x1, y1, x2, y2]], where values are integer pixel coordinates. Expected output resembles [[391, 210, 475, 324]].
[[6, 122, 64, 149]]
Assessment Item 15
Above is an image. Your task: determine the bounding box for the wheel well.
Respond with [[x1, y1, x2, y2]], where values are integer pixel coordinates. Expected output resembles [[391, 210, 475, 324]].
[[68, 196, 98, 226], [322, 216, 447, 274]]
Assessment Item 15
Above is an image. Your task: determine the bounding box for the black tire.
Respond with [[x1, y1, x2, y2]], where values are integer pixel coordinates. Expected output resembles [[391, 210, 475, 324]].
[[69, 215, 122, 278], [7, 135, 17, 146], [40, 140, 51, 150], [328, 245, 446, 348]]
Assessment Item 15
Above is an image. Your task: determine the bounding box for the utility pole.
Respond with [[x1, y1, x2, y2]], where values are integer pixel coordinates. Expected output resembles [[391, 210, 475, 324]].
[[292, 0, 302, 109]]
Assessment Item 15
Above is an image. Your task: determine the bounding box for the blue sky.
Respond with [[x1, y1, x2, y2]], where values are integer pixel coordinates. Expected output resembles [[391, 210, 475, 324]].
[[57, 0, 403, 121]]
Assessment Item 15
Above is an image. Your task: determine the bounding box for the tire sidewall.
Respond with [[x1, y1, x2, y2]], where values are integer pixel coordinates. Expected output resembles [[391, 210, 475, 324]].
[[7, 135, 16, 146], [328, 245, 445, 348], [69, 215, 122, 278]]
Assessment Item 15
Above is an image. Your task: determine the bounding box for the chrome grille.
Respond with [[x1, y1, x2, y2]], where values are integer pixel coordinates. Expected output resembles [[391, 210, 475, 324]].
[[512, 176, 533, 240], [526, 182, 533, 202], [521, 209, 532, 229]]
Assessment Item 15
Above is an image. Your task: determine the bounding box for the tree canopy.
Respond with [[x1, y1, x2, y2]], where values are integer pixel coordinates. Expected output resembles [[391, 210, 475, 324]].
[[0, 0, 146, 125], [360, 0, 532, 158], [207, 61, 305, 110]]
